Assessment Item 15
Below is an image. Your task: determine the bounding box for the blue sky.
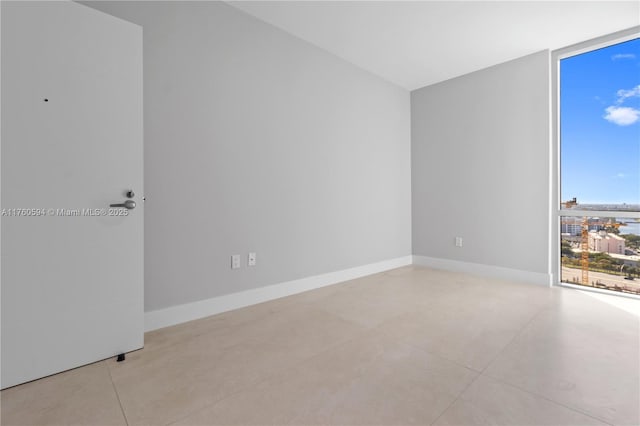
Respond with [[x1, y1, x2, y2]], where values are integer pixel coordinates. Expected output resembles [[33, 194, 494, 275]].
[[561, 37, 640, 205]]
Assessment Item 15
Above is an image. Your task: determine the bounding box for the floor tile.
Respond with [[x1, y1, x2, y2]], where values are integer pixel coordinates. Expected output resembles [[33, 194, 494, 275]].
[[485, 290, 640, 425], [143, 294, 301, 353], [173, 331, 478, 425], [110, 305, 367, 425], [375, 287, 550, 371], [3, 266, 638, 426], [0, 361, 125, 426], [314, 287, 414, 328], [309, 267, 448, 328], [434, 375, 608, 426]]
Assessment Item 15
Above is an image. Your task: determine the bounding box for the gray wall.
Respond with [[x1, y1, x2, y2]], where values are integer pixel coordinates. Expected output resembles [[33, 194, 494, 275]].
[[85, 1, 411, 312], [411, 51, 550, 274]]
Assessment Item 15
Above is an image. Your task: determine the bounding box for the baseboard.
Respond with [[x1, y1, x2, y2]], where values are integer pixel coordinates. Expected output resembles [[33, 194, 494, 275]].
[[144, 255, 412, 332], [412, 255, 552, 286]]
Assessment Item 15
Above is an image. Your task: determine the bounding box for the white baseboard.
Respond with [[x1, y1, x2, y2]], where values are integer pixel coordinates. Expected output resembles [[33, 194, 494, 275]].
[[144, 256, 412, 332], [412, 255, 551, 286]]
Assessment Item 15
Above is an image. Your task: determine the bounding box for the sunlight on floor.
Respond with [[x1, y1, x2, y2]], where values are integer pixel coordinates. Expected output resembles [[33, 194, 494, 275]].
[[580, 289, 640, 318]]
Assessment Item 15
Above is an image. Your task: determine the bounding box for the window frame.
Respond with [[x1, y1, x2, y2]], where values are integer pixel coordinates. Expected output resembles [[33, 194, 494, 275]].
[[551, 26, 640, 297]]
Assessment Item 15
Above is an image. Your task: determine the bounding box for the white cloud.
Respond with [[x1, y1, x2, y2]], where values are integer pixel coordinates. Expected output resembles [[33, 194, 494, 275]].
[[603, 85, 640, 126], [612, 53, 636, 61], [604, 106, 640, 126], [613, 173, 627, 179], [616, 85, 640, 104]]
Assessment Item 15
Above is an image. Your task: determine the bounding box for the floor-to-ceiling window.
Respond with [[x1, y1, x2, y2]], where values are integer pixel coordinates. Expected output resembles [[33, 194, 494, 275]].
[[558, 35, 640, 296]]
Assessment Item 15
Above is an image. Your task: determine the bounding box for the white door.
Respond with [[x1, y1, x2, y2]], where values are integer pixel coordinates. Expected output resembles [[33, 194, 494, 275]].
[[1, 1, 143, 389]]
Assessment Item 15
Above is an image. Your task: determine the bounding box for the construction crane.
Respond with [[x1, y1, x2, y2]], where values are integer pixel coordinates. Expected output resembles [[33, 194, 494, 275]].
[[561, 217, 623, 286], [581, 217, 589, 286], [562, 197, 578, 209], [561, 198, 622, 286]]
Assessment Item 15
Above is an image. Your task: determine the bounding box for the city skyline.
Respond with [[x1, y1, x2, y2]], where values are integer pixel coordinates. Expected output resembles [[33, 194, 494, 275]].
[[560, 37, 640, 206]]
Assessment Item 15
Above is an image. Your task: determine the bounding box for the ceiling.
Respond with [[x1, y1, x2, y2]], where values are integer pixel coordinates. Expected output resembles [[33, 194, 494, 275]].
[[228, 1, 640, 90]]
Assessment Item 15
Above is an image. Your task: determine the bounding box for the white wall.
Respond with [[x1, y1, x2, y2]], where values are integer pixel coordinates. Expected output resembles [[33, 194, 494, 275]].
[[411, 51, 551, 280], [85, 1, 412, 312]]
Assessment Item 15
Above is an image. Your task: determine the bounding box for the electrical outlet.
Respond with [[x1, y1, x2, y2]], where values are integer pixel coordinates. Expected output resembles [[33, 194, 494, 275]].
[[455, 237, 463, 247], [231, 254, 241, 269], [248, 252, 256, 267]]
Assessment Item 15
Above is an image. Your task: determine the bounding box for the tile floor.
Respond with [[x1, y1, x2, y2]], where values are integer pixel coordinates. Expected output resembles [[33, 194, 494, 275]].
[[2, 266, 639, 426]]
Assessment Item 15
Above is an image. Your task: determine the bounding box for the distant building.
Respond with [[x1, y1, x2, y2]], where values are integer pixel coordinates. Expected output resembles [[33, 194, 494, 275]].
[[561, 217, 582, 236], [588, 230, 625, 255], [560, 217, 619, 236]]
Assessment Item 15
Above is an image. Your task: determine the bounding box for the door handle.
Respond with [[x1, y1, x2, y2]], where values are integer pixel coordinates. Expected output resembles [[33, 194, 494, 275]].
[[110, 200, 136, 210]]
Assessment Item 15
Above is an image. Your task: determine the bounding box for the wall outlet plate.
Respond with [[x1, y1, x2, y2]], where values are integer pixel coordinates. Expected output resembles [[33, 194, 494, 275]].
[[455, 237, 463, 247], [248, 252, 256, 267], [231, 254, 241, 269]]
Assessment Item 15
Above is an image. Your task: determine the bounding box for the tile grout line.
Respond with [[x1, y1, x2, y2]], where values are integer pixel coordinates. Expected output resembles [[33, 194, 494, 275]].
[[336, 305, 487, 426], [384, 329, 484, 375], [479, 302, 551, 375], [165, 310, 377, 425], [166, 295, 447, 426], [142, 305, 291, 357], [143, 281, 360, 363], [483, 371, 616, 426], [481, 370, 617, 426], [171, 317, 478, 426], [145, 280, 526, 424], [116, 301, 361, 426], [477, 297, 617, 426], [138, 304, 328, 420], [428, 299, 553, 426], [117, 279, 630, 426], [163, 352, 300, 426], [428, 370, 484, 426], [106, 361, 130, 426]]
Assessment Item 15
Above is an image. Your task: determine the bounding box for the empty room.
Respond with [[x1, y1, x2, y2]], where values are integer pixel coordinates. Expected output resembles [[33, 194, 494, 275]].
[[1, 1, 639, 425]]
